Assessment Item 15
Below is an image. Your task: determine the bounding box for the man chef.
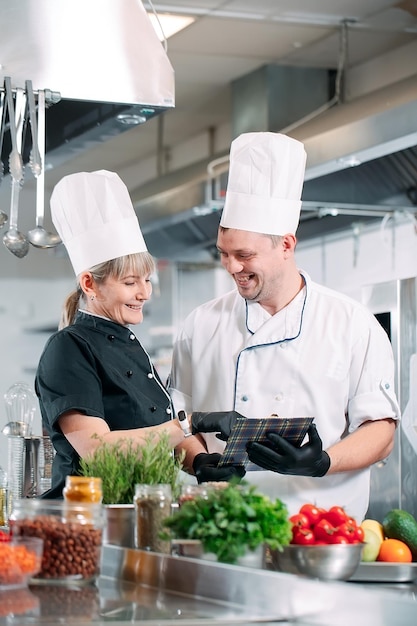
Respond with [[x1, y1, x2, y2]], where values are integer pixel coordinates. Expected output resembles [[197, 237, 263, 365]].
[[170, 132, 400, 521]]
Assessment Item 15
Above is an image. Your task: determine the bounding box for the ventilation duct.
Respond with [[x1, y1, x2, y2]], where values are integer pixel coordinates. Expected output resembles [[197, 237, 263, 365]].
[[131, 68, 417, 259]]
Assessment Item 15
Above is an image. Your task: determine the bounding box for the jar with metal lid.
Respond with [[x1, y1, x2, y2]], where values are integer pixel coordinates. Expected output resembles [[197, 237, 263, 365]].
[[9, 499, 104, 584], [63, 476, 103, 504], [134, 484, 172, 554]]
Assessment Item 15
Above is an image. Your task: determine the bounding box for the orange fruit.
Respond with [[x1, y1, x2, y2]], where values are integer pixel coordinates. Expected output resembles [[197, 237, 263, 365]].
[[377, 538, 412, 563]]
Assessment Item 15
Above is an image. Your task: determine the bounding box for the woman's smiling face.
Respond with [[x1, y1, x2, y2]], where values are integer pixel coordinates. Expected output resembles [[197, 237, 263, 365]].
[[91, 273, 153, 326]]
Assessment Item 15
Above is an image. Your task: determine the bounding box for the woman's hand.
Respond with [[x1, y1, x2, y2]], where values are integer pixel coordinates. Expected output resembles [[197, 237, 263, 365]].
[[191, 411, 245, 441]]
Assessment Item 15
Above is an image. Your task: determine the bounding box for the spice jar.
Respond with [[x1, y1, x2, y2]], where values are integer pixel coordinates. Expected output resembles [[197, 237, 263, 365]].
[[134, 484, 172, 554], [63, 476, 103, 504], [9, 499, 104, 584], [178, 484, 209, 506]]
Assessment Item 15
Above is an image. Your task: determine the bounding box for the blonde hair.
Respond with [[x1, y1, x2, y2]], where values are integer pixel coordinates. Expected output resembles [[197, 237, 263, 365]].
[[59, 252, 156, 329]]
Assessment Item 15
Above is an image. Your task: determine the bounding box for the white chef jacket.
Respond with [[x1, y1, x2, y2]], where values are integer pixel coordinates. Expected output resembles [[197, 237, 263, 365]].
[[169, 271, 400, 521]]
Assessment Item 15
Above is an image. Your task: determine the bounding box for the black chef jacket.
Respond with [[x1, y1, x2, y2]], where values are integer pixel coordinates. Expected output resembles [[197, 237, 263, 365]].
[[35, 311, 173, 497]]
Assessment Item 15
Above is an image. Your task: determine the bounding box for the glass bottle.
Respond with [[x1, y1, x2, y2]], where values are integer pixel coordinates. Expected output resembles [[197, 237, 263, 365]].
[[134, 484, 172, 554], [0, 466, 9, 527], [63, 476, 103, 504]]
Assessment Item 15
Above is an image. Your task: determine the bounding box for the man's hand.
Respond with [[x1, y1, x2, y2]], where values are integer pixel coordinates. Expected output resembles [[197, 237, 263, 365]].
[[246, 424, 330, 477], [191, 411, 245, 441], [192, 453, 246, 483]]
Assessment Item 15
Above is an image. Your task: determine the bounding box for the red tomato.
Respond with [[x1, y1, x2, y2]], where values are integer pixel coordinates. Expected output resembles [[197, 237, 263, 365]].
[[336, 522, 357, 543], [291, 527, 315, 546], [317, 507, 327, 520], [299, 504, 322, 527], [329, 535, 350, 544], [313, 518, 338, 543], [353, 526, 365, 543], [322, 506, 349, 527], [289, 513, 310, 528]]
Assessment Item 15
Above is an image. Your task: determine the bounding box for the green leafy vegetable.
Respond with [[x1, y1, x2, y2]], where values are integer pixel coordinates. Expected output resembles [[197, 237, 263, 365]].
[[163, 481, 292, 564], [79, 433, 184, 504]]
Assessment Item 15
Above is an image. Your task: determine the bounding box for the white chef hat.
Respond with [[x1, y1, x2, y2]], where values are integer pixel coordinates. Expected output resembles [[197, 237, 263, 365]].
[[50, 170, 147, 276], [220, 132, 307, 235]]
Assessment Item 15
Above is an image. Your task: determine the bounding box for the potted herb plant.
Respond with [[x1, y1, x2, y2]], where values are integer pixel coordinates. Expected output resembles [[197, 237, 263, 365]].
[[79, 433, 184, 547], [162, 481, 292, 566]]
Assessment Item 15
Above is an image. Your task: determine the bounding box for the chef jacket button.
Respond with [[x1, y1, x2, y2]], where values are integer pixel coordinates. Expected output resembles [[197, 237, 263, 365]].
[[275, 393, 284, 401], [108, 335, 115, 342], [150, 406, 157, 412], [126, 370, 133, 377], [280, 342, 287, 349], [241, 395, 248, 402], [166, 407, 172, 415], [129, 334, 135, 341], [384, 382, 390, 389], [147, 373, 154, 379]]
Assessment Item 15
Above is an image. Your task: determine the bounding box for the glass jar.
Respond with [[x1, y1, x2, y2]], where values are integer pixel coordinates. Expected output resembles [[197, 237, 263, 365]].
[[134, 484, 172, 554], [178, 484, 209, 506], [9, 499, 104, 585], [63, 476, 103, 504]]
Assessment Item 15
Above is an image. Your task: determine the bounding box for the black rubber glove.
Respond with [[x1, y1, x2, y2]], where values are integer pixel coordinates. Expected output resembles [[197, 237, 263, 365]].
[[191, 411, 244, 441], [246, 424, 331, 477], [192, 453, 246, 484]]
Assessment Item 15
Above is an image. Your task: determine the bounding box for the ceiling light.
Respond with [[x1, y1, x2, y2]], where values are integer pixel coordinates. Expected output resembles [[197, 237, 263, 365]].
[[147, 13, 195, 41], [116, 113, 147, 126], [336, 155, 362, 167], [318, 207, 339, 218]]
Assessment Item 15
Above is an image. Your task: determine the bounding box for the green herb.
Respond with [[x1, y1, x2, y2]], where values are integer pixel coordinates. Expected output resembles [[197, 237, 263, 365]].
[[162, 481, 292, 564], [79, 433, 184, 504]]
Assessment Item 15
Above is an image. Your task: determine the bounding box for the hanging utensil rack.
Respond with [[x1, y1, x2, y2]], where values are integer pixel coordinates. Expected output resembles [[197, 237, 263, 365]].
[[0, 78, 61, 257]]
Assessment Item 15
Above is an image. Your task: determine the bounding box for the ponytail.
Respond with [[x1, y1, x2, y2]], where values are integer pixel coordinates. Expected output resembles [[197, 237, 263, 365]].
[[59, 287, 83, 330]]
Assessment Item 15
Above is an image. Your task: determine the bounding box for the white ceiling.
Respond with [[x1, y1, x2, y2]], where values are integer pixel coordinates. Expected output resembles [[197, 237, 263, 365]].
[[1, 0, 417, 275]]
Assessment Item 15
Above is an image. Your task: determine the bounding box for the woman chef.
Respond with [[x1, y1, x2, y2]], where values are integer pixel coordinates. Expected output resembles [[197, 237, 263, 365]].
[[170, 133, 401, 521], [35, 170, 197, 498]]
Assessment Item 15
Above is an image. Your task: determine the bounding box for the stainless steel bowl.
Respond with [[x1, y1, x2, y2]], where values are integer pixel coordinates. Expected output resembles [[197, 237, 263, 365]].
[[270, 543, 363, 581]]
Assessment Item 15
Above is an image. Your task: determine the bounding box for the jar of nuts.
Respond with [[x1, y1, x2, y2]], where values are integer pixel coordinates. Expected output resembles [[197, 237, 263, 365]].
[[9, 499, 104, 584]]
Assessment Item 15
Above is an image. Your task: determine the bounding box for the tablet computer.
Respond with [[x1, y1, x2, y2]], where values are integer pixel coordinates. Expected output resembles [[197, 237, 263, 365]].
[[217, 415, 314, 471]]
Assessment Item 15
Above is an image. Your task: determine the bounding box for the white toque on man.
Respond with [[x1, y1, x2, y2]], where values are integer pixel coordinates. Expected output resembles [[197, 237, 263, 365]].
[[220, 132, 307, 236], [50, 170, 147, 276]]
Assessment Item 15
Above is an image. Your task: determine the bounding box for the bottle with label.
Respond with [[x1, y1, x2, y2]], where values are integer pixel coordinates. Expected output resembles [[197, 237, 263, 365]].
[[63, 476, 103, 504]]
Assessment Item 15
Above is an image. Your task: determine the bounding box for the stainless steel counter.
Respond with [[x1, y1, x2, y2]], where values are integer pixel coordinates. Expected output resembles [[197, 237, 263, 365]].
[[1, 545, 416, 625]]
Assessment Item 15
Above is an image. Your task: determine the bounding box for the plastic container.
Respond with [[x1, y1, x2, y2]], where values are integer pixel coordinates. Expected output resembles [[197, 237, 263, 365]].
[[9, 499, 104, 584], [63, 476, 103, 504], [134, 484, 172, 554]]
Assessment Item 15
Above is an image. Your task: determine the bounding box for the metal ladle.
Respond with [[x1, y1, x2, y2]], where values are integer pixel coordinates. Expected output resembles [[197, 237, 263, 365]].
[[2, 79, 29, 258], [27, 88, 61, 248]]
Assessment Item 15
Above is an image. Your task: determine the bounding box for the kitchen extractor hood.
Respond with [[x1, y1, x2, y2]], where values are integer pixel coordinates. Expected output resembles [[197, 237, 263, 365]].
[[0, 0, 175, 173], [0, 0, 174, 106]]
